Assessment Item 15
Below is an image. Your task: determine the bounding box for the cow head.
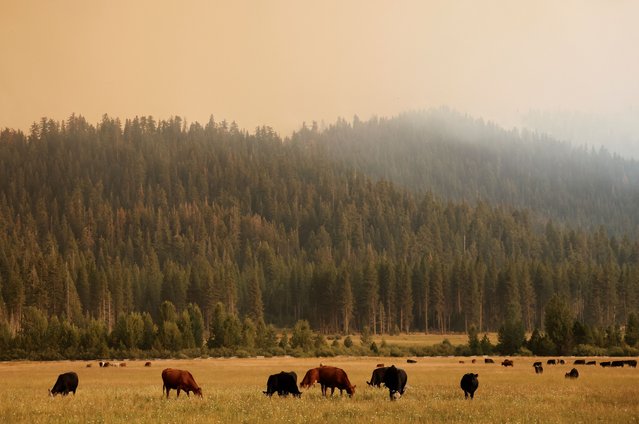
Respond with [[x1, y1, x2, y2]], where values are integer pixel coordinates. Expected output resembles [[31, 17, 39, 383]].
[[48, 389, 56, 398], [194, 387, 203, 398]]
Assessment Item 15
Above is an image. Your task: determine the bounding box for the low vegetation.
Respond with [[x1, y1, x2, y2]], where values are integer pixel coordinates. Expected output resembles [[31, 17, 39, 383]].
[[1, 356, 637, 423]]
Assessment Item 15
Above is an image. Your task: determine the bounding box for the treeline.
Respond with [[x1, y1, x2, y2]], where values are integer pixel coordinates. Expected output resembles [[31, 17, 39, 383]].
[[293, 108, 639, 237], [0, 115, 638, 360]]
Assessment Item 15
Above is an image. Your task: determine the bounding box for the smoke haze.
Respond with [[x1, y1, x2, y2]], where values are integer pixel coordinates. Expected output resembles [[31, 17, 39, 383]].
[[2, 0, 638, 153]]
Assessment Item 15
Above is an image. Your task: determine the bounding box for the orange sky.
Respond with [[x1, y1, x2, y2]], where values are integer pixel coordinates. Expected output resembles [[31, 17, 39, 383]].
[[1, 0, 638, 135]]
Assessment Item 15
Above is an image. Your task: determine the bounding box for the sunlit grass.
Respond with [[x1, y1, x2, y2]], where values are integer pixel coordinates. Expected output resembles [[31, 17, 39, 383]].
[[1, 356, 638, 423]]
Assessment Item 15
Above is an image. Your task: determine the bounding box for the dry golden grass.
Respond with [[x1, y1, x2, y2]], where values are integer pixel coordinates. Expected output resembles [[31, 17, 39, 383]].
[[1, 356, 638, 423]]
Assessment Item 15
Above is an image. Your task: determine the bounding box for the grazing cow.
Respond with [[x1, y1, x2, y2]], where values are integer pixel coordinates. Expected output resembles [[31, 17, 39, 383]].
[[624, 359, 637, 368], [565, 368, 579, 379], [534, 364, 544, 374], [501, 359, 514, 367], [145, 362, 152, 367], [382, 365, 407, 400], [471, 359, 477, 364], [573, 359, 586, 365], [317, 366, 356, 397], [407, 359, 417, 364], [263, 371, 301, 398], [86, 363, 92, 368], [300, 368, 320, 389], [367, 367, 388, 388], [376, 363, 385, 368], [460, 373, 479, 399], [600, 361, 611, 367], [484, 358, 494, 364], [586, 360, 596, 366], [459, 360, 465, 364], [161, 368, 202, 398], [119, 362, 127, 367], [49, 372, 79, 397], [547, 359, 557, 365], [532, 361, 542, 368], [611, 360, 625, 368], [559, 359, 565, 364]]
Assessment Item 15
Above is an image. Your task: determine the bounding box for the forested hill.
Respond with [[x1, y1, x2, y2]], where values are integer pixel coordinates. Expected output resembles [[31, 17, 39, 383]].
[[0, 115, 638, 344], [291, 109, 639, 237]]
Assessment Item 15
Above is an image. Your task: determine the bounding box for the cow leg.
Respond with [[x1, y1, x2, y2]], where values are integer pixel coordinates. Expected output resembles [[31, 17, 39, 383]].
[[177, 388, 181, 398], [330, 387, 335, 396], [470, 392, 474, 400], [165, 388, 170, 399], [464, 391, 469, 399]]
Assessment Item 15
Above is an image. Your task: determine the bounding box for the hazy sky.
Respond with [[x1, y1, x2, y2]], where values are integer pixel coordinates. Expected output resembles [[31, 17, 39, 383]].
[[2, 0, 639, 137]]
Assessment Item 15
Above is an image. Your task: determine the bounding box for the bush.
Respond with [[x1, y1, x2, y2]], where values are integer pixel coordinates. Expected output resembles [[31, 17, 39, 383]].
[[572, 344, 606, 356]]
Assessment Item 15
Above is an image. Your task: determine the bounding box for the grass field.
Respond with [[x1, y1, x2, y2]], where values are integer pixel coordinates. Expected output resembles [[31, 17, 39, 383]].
[[1, 356, 638, 423]]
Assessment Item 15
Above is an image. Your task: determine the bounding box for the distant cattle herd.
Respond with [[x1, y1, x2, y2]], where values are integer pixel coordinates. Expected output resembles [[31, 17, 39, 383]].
[[49, 357, 638, 401]]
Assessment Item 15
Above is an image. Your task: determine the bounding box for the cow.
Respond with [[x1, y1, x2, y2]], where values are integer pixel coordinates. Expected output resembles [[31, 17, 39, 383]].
[[460, 373, 479, 399], [471, 359, 477, 364], [534, 364, 544, 374], [559, 359, 565, 364], [367, 367, 388, 388], [300, 367, 320, 389], [586, 360, 597, 366], [376, 363, 385, 368], [565, 368, 579, 379], [600, 361, 611, 367], [484, 358, 494, 364], [263, 371, 301, 398], [624, 359, 637, 368], [382, 365, 407, 400], [407, 359, 417, 364], [317, 366, 355, 397], [573, 359, 586, 365], [161, 368, 202, 398], [119, 362, 127, 367], [611, 360, 625, 368], [501, 359, 514, 367], [49, 372, 79, 397], [547, 359, 557, 365], [145, 362, 152, 367], [86, 363, 92, 368], [459, 360, 465, 364], [532, 361, 542, 368]]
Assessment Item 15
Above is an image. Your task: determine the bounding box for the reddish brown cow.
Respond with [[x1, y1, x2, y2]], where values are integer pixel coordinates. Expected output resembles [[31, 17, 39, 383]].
[[161, 368, 202, 398], [318, 366, 356, 397], [300, 368, 320, 389]]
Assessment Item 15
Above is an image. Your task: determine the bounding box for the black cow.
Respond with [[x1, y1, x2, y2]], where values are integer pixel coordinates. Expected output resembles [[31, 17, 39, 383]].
[[534, 364, 544, 374], [547, 359, 557, 365], [559, 359, 565, 364], [263, 371, 301, 398], [406, 359, 417, 364], [573, 359, 586, 365], [49, 372, 79, 397], [565, 368, 579, 379], [586, 360, 597, 366], [367, 367, 388, 388], [600, 361, 611, 367], [382, 365, 407, 400], [484, 358, 494, 364], [532, 361, 542, 368], [460, 373, 479, 399], [624, 359, 637, 368], [501, 359, 514, 367], [611, 360, 625, 368]]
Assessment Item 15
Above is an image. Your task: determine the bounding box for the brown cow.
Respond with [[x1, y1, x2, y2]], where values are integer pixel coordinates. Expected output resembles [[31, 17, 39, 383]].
[[145, 361, 152, 367], [161, 368, 202, 398], [300, 367, 320, 389], [318, 366, 356, 397]]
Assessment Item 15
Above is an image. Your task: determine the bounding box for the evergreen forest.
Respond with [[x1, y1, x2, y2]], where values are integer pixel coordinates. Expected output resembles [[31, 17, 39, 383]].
[[0, 112, 638, 359]]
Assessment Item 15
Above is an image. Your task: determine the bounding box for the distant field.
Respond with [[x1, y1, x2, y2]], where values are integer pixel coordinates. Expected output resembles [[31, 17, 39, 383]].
[[350, 332, 498, 347], [1, 355, 638, 423]]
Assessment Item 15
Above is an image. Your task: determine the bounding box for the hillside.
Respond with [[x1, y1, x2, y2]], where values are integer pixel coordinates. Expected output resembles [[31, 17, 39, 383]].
[[291, 109, 639, 237], [0, 115, 637, 348]]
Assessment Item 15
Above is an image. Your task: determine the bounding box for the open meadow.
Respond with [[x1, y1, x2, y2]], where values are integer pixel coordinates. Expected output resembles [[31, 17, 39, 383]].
[[1, 356, 638, 423]]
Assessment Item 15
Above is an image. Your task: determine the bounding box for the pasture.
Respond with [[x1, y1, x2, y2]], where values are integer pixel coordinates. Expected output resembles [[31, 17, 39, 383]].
[[1, 356, 638, 423]]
